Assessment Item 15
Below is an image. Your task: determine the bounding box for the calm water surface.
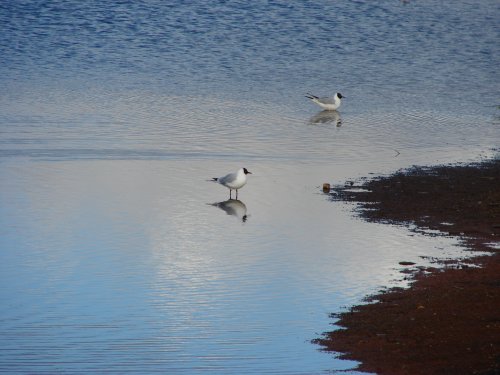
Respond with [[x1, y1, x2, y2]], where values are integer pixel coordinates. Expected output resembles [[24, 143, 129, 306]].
[[1, 1, 499, 374]]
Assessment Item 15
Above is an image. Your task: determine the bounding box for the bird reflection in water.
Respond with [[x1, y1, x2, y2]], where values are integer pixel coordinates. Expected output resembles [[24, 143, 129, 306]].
[[210, 199, 248, 223], [309, 110, 342, 126]]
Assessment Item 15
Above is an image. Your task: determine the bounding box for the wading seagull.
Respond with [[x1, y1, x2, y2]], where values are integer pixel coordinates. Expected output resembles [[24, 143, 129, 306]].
[[211, 168, 252, 199], [305, 92, 344, 111]]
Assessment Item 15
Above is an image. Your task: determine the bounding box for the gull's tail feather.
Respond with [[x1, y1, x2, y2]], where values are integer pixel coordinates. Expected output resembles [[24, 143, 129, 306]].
[[207, 178, 219, 182], [305, 93, 319, 100]]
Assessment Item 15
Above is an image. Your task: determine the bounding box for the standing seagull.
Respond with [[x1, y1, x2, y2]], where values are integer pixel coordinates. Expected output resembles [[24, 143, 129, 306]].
[[305, 92, 344, 111], [212, 168, 252, 199]]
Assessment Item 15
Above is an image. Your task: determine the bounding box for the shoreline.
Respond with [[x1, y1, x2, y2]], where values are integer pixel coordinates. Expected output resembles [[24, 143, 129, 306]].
[[315, 158, 500, 375]]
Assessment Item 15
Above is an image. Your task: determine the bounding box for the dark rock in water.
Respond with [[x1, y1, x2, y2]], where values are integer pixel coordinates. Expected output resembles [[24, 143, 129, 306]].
[[399, 261, 416, 266]]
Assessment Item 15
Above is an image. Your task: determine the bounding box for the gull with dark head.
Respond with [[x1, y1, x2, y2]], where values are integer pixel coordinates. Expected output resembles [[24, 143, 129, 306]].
[[211, 168, 252, 199], [305, 92, 344, 111]]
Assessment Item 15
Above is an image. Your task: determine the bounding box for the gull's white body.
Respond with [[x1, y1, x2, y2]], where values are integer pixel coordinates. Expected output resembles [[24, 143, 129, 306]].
[[306, 92, 343, 111], [212, 168, 251, 199]]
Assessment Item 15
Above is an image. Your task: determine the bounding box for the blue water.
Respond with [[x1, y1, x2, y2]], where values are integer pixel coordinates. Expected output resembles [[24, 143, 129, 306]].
[[1, 1, 499, 374]]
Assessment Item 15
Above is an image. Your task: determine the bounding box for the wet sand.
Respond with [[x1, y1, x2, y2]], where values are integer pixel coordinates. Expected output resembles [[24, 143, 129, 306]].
[[315, 158, 500, 375]]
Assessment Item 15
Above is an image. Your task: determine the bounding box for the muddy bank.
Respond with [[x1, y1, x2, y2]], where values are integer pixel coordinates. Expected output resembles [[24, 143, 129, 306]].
[[315, 158, 500, 375]]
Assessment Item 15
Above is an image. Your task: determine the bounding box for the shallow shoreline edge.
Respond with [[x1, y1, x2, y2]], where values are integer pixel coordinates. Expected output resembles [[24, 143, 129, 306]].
[[315, 158, 500, 375]]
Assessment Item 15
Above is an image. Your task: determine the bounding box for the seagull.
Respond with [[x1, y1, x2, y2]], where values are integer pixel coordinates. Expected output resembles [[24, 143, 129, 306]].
[[305, 92, 344, 111], [211, 168, 252, 199]]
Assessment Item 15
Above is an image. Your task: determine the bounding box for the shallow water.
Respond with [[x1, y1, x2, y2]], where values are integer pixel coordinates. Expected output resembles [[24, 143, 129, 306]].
[[1, 1, 499, 374]]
